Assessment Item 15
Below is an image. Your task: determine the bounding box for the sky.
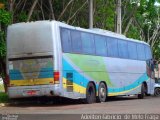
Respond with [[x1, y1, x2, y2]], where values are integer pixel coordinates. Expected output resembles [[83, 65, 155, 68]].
[[155, 2, 160, 6]]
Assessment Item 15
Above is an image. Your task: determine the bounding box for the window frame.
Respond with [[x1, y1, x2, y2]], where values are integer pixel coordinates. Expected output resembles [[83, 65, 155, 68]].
[[60, 27, 151, 61]]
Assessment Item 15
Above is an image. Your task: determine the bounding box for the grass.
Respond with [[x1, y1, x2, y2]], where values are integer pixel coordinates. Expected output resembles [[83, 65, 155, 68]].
[[0, 84, 5, 92], [0, 92, 9, 103]]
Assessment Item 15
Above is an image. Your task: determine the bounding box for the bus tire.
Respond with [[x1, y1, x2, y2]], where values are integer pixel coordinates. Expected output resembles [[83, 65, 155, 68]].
[[143, 82, 150, 96], [138, 83, 145, 99], [85, 82, 96, 104], [97, 82, 107, 102], [154, 87, 160, 97]]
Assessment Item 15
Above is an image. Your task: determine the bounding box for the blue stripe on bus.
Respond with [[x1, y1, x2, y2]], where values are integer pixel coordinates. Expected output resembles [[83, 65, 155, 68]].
[[9, 67, 53, 80], [9, 70, 23, 80], [63, 57, 149, 93], [38, 68, 53, 78], [39, 67, 53, 72], [63, 58, 89, 88], [108, 73, 148, 93]]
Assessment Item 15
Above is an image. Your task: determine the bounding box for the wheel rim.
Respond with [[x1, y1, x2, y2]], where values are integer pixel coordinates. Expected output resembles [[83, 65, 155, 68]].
[[100, 87, 105, 98], [155, 88, 160, 96]]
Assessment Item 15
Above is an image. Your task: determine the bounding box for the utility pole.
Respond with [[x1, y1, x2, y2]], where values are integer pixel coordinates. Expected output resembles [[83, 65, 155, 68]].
[[116, 0, 121, 34], [89, 0, 93, 28]]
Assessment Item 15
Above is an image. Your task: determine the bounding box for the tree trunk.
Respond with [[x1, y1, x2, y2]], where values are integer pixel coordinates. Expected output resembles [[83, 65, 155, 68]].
[[27, 0, 38, 22], [89, 0, 93, 28], [116, 0, 121, 34], [0, 23, 1, 31], [123, 17, 133, 35], [49, 0, 55, 20], [58, 0, 74, 20], [0, 58, 7, 92], [67, 1, 87, 24], [9, 0, 14, 23]]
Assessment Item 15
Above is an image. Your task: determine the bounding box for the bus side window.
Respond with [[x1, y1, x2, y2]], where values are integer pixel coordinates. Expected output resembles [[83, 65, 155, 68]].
[[81, 32, 95, 54], [137, 44, 145, 60], [71, 30, 82, 53], [95, 35, 107, 56], [60, 28, 72, 52], [118, 40, 128, 58], [107, 37, 118, 57], [128, 42, 137, 60], [145, 45, 152, 60]]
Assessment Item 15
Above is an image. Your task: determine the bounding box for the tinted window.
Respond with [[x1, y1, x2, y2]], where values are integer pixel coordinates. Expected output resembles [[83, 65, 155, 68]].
[[137, 44, 146, 60], [118, 40, 128, 58], [145, 45, 152, 60], [128, 42, 137, 59], [95, 35, 107, 56], [60, 28, 71, 52], [71, 30, 82, 53], [107, 37, 118, 57], [81, 32, 95, 54]]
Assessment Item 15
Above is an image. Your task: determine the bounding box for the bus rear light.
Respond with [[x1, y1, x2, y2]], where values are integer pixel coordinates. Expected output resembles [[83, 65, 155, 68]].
[[54, 71, 60, 84]]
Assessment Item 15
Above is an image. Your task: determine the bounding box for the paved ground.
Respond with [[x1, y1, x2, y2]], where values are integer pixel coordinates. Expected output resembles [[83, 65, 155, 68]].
[[0, 95, 160, 114]]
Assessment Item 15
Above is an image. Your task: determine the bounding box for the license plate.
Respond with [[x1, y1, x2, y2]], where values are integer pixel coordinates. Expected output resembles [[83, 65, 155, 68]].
[[25, 90, 40, 96]]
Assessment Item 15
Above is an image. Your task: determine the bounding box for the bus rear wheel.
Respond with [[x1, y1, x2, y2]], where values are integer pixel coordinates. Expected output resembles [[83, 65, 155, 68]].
[[138, 83, 145, 99], [97, 82, 107, 102], [85, 83, 96, 104]]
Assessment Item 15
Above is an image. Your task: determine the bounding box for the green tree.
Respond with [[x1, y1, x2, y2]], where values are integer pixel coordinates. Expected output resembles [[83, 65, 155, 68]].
[[0, 8, 11, 78], [94, 0, 116, 31], [0, 0, 160, 77]]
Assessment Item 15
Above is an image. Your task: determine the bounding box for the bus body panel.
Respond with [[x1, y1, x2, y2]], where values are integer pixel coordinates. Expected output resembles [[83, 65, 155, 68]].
[[7, 20, 154, 99], [7, 21, 63, 98], [7, 21, 53, 57], [8, 85, 61, 98], [62, 53, 153, 98]]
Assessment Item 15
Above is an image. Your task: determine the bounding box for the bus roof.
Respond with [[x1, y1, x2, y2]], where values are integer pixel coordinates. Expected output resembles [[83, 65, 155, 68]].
[[55, 21, 149, 46], [9, 20, 150, 46]]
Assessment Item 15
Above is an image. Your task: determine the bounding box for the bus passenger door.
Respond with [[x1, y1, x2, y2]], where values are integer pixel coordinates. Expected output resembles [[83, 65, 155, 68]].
[[146, 59, 156, 94]]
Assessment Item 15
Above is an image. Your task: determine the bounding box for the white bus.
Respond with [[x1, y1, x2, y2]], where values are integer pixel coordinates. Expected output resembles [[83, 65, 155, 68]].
[[7, 21, 155, 103]]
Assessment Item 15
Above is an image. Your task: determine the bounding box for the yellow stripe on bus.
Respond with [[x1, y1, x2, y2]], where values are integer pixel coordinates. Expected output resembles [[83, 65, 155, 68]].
[[63, 78, 86, 94], [10, 78, 54, 86], [63, 78, 141, 96], [11, 77, 141, 96]]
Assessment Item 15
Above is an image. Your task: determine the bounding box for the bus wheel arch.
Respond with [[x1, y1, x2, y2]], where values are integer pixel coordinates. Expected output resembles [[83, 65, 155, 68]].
[[97, 81, 108, 103], [85, 81, 96, 104]]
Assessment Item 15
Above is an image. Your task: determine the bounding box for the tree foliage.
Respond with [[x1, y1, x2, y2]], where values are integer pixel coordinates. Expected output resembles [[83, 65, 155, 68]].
[[0, 0, 160, 78], [0, 3, 11, 77]]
